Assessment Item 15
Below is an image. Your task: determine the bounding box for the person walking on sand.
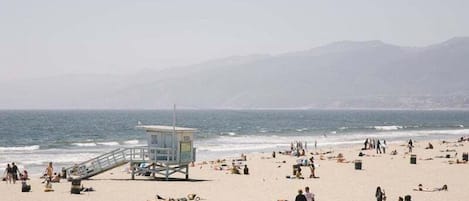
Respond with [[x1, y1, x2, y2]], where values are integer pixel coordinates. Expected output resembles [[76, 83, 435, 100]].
[[304, 186, 315, 201], [4, 164, 13, 184], [11, 162, 19, 184], [295, 189, 307, 201]]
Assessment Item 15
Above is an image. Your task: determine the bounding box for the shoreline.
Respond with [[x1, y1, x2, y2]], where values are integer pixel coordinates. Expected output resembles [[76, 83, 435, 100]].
[[1, 137, 468, 201]]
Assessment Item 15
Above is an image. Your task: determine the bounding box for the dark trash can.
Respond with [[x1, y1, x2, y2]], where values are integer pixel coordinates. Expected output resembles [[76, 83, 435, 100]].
[[71, 179, 81, 194], [404, 195, 411, 201], [463, 152, 468, 161], [410, 154, 417, 164], [354, 160, 362, 170]]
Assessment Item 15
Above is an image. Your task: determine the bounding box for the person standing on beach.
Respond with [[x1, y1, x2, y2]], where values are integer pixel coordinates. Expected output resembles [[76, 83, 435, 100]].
[[46, 162, 53, 181], [11, 162, 19, 184], [408, 139, 413, 153], [295, 189, 307, 201], [304, 186, 315, 201], [376, 140, 382, 154], [382, 140, 387, 154], [309, 156, 317, 178], [375, 186, 384, 201], [4, 164, 13, 184]]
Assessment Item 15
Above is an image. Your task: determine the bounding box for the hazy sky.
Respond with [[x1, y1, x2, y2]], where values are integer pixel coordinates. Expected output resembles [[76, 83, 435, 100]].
[[1, 0, 468, 81]]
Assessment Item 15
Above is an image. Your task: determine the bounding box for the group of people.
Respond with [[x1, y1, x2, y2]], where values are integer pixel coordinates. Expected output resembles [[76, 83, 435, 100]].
[[290, 141, 309, 157], [363, 138, 387, 154], [295, 186, 315, 201], [3, 162, 28, 184], [292, 156, 318, 179]]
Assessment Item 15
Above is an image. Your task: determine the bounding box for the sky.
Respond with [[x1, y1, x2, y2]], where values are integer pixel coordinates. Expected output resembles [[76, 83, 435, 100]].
[[1, 0, 468, 81]]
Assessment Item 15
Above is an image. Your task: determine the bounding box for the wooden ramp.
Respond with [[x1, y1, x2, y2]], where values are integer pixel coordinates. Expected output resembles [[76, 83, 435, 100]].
[[64, 147, 191, 180]]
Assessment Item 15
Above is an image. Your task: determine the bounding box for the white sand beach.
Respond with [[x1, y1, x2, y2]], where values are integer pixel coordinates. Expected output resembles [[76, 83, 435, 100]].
[[2, 138, 469, 201]]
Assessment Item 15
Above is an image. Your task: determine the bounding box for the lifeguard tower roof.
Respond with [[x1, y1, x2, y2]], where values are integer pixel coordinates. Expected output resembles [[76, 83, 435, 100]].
[[136, 125, 196, 132]]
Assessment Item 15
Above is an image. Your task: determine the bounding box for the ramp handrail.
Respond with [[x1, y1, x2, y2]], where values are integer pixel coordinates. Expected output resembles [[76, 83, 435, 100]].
[[64, 146, 179, 179]]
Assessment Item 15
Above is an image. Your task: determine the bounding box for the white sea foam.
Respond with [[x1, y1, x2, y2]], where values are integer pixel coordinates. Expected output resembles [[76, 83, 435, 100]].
[[72, 142, 97, 147], [374, 125, 403, 131], [0, 145, 40, 151], [97, 141, 119, 146], [123, 140, 139, 145], [196, 128, 469, 154], [220, 132, 237, 136]]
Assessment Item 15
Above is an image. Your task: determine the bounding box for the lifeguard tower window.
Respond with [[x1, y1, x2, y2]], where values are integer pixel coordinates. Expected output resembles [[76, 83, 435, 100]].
[[150, 135, 158, 145]]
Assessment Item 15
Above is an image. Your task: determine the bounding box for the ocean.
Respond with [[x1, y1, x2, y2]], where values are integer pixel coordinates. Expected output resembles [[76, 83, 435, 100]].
[[1, 110, 469, 175]]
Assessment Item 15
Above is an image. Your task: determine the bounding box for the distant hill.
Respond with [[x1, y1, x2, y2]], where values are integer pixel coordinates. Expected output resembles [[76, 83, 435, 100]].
[[2, 37, 469, 109]]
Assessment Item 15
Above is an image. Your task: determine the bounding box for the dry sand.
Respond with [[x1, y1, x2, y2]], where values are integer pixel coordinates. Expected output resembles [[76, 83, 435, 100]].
[[2, 138, 469, 201]]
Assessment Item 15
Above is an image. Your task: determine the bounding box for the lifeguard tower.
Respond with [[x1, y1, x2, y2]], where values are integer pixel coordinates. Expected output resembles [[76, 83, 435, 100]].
[[135, 125, 196, 180], [64, 125, 197, 181]]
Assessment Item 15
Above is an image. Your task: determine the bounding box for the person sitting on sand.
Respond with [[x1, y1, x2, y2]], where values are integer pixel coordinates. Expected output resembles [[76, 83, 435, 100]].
[[456, 159, 468, 164], [391, 150, 398, 155], [51, 172, 61, 182], [295, 189, 307, 201], [414, 184, 448, 192], [20, 170, 28, 181], [230, 164, 240, 174], [425, 143, 434, 149], [295, 166, 304, 179], [243, 165, 249, 175]]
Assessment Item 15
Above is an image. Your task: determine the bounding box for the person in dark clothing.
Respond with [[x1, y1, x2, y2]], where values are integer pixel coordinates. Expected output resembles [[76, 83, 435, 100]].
[[4, 164, 13, 183], [375, 186, 385, 201], [408, 139, 413, 153], [243, 165, 249, 175], [376, 140, 382, 154], [295, 189, 307, 201], [11, 162, 19, 183]]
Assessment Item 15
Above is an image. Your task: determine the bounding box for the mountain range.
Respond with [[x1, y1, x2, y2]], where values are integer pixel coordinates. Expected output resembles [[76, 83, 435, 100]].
[[2, 37, 469, 109]]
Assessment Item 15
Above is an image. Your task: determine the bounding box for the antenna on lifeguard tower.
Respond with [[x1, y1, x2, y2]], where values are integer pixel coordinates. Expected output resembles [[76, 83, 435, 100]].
[[173, 104, 178, 133], [173, 104, 177, 127]]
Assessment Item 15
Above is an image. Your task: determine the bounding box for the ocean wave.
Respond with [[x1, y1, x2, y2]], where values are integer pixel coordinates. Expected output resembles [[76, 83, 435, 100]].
[[97, 141, 119, 146], [220, 132, 237, 136], [374, 125, 403, 131], [123, 140, 139, 145], [72, 142, 97, 147], [0, 145, 40, 151], [197, 144, 281, 152]]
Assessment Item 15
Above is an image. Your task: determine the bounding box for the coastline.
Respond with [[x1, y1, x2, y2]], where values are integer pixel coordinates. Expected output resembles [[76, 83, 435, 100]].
[[2, 137, 468, 201]]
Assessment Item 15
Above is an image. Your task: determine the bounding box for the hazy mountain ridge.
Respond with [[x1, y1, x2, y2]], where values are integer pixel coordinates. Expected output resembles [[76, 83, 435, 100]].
[[2, 37, 469, 109]]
